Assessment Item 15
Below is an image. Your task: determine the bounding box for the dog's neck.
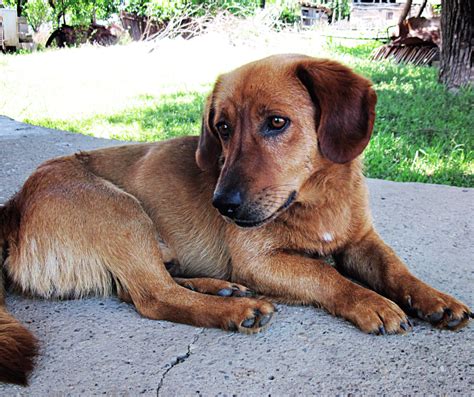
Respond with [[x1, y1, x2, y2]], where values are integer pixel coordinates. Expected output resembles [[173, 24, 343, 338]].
[[298, 157, 364, 208], [270, 157, 368, 254]]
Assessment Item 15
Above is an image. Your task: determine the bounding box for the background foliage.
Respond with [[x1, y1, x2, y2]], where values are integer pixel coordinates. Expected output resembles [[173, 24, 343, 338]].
[[3, 0, 305, 27]]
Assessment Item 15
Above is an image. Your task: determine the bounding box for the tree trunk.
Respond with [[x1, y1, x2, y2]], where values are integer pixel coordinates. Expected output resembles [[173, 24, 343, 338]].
[[439, 0, 473, 89], [398, 0, 412, 25], [16, 0, 26, 17]]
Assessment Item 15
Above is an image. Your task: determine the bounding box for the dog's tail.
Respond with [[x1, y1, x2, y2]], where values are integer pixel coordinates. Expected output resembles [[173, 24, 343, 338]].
[[0, 202, 38, 386]]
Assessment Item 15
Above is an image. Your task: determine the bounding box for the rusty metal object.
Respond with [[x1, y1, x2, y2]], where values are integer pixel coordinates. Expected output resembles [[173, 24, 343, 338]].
[[45, 23, 123, 48], [371, 16, 440, 66], [372, 43, 438, 66], [394, 16, 440, 46], [119, 11, 163, 41]]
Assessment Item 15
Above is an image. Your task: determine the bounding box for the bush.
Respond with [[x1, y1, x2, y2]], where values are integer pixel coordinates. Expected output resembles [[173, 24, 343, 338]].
[[24, 0, 51, 32]]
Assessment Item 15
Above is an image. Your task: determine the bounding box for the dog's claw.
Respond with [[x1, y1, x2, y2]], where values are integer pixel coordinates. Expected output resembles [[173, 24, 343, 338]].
[[378, 326, 386, 335], [400, 322, 410, 331]]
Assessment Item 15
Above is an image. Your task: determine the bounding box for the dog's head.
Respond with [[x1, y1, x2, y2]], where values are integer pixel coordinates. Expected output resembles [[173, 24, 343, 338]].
[[196, 54, 377, 228]]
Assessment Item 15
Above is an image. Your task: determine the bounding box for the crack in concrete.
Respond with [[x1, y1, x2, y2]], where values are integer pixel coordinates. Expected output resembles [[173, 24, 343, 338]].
[[156, 328, 204, 396]]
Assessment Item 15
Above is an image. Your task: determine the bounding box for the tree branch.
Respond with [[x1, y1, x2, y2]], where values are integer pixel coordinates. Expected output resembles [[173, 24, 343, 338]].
[[416, 0, 428, 18], [398, 0, 413, 25]]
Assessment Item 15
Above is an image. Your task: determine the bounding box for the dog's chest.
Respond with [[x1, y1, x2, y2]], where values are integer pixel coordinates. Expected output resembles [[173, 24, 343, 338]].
[[288, 226, 344, 257], [278, 202, 353, 255]]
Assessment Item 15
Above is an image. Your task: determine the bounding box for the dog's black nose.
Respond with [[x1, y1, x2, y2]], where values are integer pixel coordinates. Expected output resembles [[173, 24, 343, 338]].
[[212, 190, 243, 218]]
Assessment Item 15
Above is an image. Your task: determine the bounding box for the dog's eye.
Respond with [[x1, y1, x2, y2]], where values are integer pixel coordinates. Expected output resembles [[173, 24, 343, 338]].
[[270, 116, 287, 130], [216, 122, 231, 140], [262, 116, 290, 137]]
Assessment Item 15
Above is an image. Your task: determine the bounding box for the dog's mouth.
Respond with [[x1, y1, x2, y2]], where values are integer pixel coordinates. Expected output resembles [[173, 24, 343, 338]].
[[232, 190, 297, 228]]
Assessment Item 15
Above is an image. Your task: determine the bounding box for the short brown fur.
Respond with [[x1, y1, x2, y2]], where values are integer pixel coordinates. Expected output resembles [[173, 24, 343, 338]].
[[0, 54, 471, 385]]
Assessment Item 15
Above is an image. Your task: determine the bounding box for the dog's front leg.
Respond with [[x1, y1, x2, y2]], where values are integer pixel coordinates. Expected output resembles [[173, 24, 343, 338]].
[[335, 228, 472, 330], [231, 248, 410, 334]]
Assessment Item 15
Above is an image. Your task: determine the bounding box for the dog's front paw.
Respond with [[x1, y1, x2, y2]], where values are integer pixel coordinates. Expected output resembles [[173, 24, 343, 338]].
[[224, 299, 275, 334], [403, 284, 472, 330], [344, 291, 412, 335]]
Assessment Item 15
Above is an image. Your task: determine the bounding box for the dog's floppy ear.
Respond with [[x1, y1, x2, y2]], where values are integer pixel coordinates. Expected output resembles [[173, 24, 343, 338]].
[[295, 59, 377, 164], [195, 92, 221, 171]]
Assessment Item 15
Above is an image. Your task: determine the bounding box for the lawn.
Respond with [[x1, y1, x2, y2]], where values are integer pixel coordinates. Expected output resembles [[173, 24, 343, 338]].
[[1, 36, 473, 187]]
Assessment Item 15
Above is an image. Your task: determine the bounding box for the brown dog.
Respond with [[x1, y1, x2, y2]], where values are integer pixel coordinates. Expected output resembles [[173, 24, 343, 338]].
[[0, 54, 471, 385]]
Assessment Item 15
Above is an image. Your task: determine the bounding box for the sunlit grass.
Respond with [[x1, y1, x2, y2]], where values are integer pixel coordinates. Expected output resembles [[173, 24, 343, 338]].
[[26, 91, 207, 141], [2, 37, 473, 187]]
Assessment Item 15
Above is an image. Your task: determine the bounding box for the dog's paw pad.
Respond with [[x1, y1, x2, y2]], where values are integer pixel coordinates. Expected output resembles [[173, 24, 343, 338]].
[[241, 316, 257, 328], [428, 311, 444, 323], [405, 290, 471, 331], [217, 288, 234, 297], [240, 309, 274, 330], [227, 303, 275, 334], [259, 313, 273, 327]]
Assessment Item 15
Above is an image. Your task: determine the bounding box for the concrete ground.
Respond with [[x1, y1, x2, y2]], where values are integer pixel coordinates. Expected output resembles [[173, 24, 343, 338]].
[[0, 115, 472, 396]]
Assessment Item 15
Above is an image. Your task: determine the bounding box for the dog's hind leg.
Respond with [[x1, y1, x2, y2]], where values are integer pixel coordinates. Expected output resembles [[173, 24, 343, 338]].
[[6, 161, 274, 334], [174, 277, 254, 297], [77, 189, 274, 333], [117, 234, 274, 334]]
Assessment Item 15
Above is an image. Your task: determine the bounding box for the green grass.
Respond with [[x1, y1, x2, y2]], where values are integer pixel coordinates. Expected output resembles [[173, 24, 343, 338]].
[[27, 92, 207, 141], [22, 42, 474, 187], [324, 42, 473, 186]]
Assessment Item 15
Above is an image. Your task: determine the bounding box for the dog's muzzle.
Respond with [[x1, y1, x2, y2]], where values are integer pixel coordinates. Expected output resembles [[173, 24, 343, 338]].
[[213, 189, 297, 228], [212, 189, 243, 218]]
